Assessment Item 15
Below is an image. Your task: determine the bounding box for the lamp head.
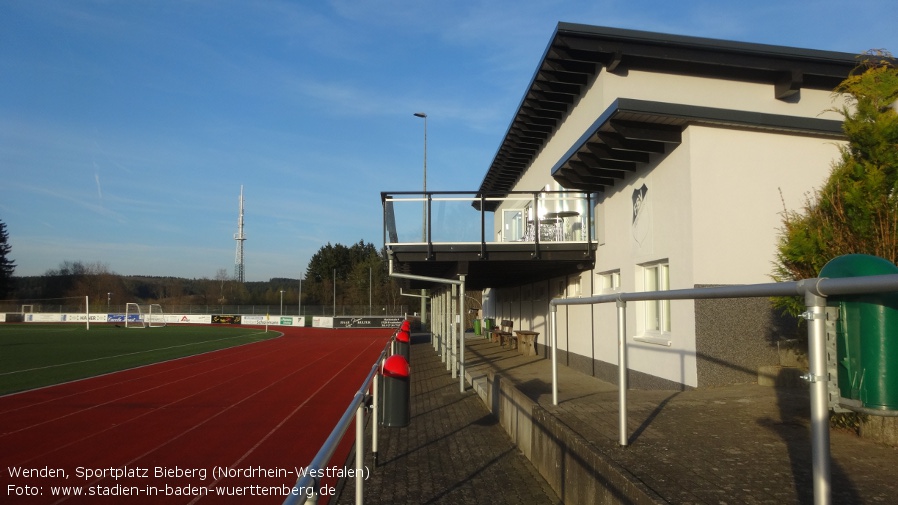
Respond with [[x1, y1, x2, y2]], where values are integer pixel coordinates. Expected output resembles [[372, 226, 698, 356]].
[[413, 112, 427, 118]]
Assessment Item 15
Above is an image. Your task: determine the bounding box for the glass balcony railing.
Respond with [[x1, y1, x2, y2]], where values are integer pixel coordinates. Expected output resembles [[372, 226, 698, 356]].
[[382, 191, 595, 247]]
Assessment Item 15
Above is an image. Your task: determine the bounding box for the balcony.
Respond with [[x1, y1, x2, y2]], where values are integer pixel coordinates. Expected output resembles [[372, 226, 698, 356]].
[[382, 191, 597, 290]]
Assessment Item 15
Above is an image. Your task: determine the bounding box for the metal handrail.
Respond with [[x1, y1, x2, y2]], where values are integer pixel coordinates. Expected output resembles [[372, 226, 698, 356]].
[[549, 273, 898, 505], [283, 333, 396, 505]]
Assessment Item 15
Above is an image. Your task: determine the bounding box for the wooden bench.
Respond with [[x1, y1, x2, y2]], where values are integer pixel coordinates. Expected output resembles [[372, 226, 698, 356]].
[[491, 320, 515, 349], [514, 330, 539, 356]]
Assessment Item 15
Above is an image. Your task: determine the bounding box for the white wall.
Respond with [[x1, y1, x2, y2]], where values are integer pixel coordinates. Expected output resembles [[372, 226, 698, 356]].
[[489, 63, 848, 388], [601, 69, 843, 120], [688, 126, 843, 285]]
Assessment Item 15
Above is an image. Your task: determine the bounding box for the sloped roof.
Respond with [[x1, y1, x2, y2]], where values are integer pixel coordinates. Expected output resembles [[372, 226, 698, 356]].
[[476, 23, 860, 202]]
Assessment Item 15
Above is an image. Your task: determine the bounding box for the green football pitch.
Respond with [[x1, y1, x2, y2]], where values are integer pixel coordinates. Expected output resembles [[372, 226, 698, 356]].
[[0, 324, 278, 395]]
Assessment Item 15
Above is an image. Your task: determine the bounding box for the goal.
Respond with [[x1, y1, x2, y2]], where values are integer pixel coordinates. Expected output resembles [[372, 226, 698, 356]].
[[125, 303, 166, 328]]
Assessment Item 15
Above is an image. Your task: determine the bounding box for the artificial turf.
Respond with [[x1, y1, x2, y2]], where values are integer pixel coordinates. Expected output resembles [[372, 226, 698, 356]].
[[0, 324, 278, 395]]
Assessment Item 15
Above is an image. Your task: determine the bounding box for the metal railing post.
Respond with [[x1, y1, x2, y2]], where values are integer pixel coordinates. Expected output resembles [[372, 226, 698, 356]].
[[617, 299, 628, 447], [355, 402, 364, 505], [450, 283, 458, 379], [432, 291, 438, 352], [440, 290, 447, 363], [443, 290, 449, 366], [372, 363, 380, 467], [551, 304, 558, 406], [459, 275, 466, 393], [805, 290, 831, 505]]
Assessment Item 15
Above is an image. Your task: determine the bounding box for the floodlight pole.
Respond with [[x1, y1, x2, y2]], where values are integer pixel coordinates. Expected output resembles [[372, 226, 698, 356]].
[[414, 112, 428, 328]]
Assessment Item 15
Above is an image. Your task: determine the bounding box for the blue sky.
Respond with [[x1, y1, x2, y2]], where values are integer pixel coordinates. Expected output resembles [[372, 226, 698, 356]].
[[2, 0, 896, 282]]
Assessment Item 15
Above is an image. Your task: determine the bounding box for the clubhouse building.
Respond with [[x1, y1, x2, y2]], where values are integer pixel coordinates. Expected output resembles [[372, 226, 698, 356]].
[[384, 23, 860, 389]]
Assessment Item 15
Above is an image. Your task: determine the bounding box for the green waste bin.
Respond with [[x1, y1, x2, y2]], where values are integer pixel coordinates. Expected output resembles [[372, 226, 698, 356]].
[[819, 254, 898, 411], [484, 318, 495, 333], [473, 319, 482, 336]]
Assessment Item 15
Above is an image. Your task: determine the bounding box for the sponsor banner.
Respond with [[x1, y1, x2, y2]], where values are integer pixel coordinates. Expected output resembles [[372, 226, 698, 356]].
[[242, 315, 268, 325], [169, 314, 212, 324], [0, 313, 5, 322], [241, 315, 297, 326], [312, 316, 334, 328], [333, 316, 405, 329], [25, 313, 66, 323], [212, 314, 242, 325], [64, 314, 110, 323], [109, 314, 126, 323]]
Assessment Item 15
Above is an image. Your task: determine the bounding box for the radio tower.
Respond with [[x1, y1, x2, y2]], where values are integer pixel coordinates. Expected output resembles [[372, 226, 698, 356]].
[[234, 185, 246, 283]]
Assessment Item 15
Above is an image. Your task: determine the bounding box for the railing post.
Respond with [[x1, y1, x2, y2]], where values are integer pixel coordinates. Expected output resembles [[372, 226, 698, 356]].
[[432, 292, 438, 353], [551, 304, 558, 406], [617, 299, 628, 447], [532, 192, 541, 258], [440, 288, 451, 364], [355, 402, 364, 505], [440, 290, 444, 353], [804, 291, 831, 505], [450, 283, 457, 379], [372, 363, 380, 467], [459, 275, 466, 393], [307, 480, 319, 505]]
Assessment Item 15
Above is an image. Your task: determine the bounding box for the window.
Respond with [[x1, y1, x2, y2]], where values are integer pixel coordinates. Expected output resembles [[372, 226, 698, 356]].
[[597, 270, 620, 294], [502, 209, 525, 241], [642, 262, 670, 334]]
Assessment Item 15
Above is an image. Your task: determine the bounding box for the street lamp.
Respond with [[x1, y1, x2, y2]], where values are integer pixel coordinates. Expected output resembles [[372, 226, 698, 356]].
[[107, 292, 112, 314], [413, 112, 428, 327], [279, 290, 285, 316], [413, 112, 427, 239]]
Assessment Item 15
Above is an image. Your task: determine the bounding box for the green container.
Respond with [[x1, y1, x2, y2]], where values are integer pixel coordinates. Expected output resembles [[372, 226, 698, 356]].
[[473, 318, 482, 336], [484, 318, 495, 332], [819, 254, 898, 411]]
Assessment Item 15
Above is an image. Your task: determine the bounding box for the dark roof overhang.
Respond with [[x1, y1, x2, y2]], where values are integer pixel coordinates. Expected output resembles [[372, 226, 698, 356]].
[[476, 23, 861, 204], [551, 98, 846, 192]]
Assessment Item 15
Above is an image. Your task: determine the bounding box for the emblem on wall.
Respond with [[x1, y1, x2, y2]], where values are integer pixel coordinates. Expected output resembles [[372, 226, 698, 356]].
[[632, 183, 650, 246]]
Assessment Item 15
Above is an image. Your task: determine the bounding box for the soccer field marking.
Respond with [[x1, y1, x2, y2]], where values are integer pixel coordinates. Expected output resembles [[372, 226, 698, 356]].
[[0, 335, 287, 437], [0, 330, 273, 376], [54, 339, 362, 501], [188, 337, 385, 502]]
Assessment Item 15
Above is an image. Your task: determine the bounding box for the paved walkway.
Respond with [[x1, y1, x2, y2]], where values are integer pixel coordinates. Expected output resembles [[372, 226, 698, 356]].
[[333, 334, 561, 505], [463, 334, 898, 504], [338, 334, 898, 504]]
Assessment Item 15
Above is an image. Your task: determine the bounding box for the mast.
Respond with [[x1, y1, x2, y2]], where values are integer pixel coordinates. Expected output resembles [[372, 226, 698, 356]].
[[234, 185, 246, 283]]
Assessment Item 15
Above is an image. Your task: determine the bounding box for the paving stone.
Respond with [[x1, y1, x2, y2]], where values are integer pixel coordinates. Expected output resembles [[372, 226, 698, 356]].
[[333, 336, 561, 505]]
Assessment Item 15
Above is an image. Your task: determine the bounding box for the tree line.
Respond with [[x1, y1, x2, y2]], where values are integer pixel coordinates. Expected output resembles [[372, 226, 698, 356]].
[[2, 237, 407, 314]]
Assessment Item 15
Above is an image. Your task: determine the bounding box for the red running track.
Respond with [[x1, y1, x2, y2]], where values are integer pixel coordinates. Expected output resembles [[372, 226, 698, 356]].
[[0, 326, 393, 504]]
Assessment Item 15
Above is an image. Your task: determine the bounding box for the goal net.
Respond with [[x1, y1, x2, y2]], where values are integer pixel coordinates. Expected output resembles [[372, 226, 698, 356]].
[[125, 303, 166, 328]]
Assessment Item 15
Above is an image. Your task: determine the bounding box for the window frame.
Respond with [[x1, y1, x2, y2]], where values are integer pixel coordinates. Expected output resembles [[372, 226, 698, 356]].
[[635, 261, 671, 346]]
